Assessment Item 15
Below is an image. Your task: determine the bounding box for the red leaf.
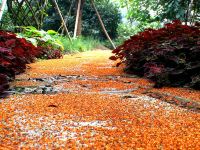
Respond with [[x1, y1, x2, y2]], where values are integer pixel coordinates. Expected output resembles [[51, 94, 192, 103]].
[[5, 39, 16, 47], [109, 56, 118, 60], [0, 58, 11, 66], [112, 48, 120, 53], [12, 47, 25, 57], [116, 62, 122, 67]]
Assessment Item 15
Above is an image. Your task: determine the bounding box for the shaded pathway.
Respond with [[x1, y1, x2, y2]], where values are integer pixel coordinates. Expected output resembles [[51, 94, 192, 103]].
[[0, 50, 200, 149]]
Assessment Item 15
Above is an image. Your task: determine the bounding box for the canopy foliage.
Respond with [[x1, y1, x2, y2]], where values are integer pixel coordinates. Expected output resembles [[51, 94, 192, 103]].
[[116, 0, 200, 24]]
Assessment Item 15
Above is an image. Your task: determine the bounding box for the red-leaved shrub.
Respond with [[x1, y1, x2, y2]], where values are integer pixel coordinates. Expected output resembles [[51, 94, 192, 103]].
[[110, 20, 200, 89], [0, 31, 63, 96]]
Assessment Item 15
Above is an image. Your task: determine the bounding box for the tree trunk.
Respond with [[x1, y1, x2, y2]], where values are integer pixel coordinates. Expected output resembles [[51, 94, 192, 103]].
[[61, 0, 75, 34], [187, 0, 194, 24], [0, 0, 7, 21], [51, 0, 72, 42], [74, 0, 81, 38], [90, 0, 116, 49], [191, 3, 198, 24], [77, 0, 85, 36], [184, 1, 190, 25]]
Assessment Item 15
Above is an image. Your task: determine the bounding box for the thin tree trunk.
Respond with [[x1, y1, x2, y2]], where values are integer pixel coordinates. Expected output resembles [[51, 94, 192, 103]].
[[61, 0, 75, 34], [187, 0, 194, 24], [0, 0, 7, 21], [184, 1, 190, 25], [77, 0, 85, 36], [90, 0, 116, 49], [191, 5, 198, 25], [24, 0, 40, 28], [74, 0, 81, 38], [51, 0, 72, 42]]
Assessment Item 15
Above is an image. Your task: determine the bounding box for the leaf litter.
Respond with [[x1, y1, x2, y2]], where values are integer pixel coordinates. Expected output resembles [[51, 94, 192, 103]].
[[0, 50, 200, 149]]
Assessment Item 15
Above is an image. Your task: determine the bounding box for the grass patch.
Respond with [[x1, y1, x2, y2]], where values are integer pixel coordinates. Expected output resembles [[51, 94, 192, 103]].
[[56, 36, 102, 53]]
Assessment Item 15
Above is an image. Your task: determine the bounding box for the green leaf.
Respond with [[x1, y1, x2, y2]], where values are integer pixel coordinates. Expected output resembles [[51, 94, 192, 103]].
[[26, 26, 37, 31], [26, 38, 38, 46], [54, 39, 64, 50], [47, 30, 58, 35]]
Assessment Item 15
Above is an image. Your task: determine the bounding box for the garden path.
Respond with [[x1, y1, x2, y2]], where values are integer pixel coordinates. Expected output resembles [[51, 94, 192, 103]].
[[0, 50, 200, 149]]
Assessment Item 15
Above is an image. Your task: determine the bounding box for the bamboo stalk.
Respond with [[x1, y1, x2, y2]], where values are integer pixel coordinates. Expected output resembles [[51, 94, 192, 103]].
[[51, 0, 72, 42], [187, 0, 194, 24], [24, 0, 40, 28], [74, 0, 81, 38], [60, 0, 75, 34], [90, 0, 116, 49]]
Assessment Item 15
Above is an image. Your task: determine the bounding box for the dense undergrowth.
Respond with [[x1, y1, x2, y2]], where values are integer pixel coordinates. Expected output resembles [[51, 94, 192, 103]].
[[110, 20, 200, 89], [17, 26, 64, 59], [0, 30, 63, 96], [18, 26, 102, 53]]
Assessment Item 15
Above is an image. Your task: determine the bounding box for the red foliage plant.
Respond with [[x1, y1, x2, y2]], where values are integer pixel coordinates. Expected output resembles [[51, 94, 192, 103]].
[[0, 31, 63, 97], [110, 20, 200, 89]]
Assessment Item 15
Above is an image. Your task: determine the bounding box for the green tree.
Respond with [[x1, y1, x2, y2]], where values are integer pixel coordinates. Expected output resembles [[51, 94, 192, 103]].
[[116, 0, 200, 24], [43, 0, 121, 39], [155, 0, 200, 23]]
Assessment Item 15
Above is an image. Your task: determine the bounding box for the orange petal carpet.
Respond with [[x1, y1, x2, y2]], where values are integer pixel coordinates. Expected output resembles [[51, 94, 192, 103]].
[[0, 50, 200, 149]]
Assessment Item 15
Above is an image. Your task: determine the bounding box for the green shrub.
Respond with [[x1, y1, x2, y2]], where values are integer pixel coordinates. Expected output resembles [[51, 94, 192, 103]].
[[17, 26, 64, 50], [16, 26, 63, 59], [43, 0, 121, 39], [17, 26, 102, 54]]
